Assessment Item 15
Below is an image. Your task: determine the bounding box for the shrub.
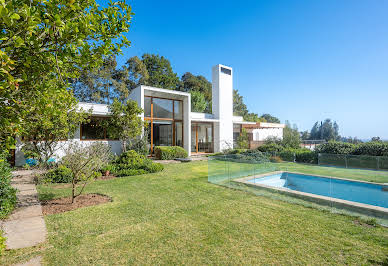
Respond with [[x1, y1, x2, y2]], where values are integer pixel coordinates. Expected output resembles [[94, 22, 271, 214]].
[[295, 149, 317, 164], [0, 230, 6, 255], [316, 141, 356, 154], [44, 165, 73, 183], [154, 146, 188, 160], [353, 142, 388, 156], [112, 150, 164, 177], [257, 143, 285, 154], [0, 153, 17, 219]]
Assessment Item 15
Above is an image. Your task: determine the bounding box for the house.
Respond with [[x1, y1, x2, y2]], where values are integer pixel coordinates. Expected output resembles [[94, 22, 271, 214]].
[[14, 64, 283, 166], [242, 122, 286, 149]]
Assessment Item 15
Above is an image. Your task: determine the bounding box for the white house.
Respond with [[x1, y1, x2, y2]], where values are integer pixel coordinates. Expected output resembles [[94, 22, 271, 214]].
[[14, 64, 284, 166], [242, 122, 285, 149]]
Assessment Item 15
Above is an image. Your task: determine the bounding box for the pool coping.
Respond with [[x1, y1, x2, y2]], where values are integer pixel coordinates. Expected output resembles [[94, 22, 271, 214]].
[[235, 171, 388, 220]]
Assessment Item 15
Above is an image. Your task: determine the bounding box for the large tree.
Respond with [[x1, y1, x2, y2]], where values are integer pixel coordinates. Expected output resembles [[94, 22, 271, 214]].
[[0, 0, 133, 150], [309, 119, 340, 141], [182, 72, 212, 113], [260, 114, 281, 123]]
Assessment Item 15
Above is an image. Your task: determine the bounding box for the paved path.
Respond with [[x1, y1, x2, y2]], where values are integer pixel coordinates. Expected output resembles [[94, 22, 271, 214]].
[[1, 170, 47, 250]]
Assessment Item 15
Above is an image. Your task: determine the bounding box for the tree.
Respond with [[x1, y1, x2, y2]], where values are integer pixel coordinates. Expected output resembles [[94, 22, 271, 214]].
[[236, 128, 249, 149], [106, 99, 143, 152], [21, 89, 89, 167], [61, 142, 111, 203], [182, 72, 212, 113], [72, 57, 119, 104], [309, 119, 340, 141], [233, 89, 249, 117], [190, 90, 208, 113], [371, 136, 382, 142], [282, 121, 301, 148], [260, 114, 280, 124], [0, 0, 133, 150], [301, 131, 310, 140], [140, 54, 181, 90]]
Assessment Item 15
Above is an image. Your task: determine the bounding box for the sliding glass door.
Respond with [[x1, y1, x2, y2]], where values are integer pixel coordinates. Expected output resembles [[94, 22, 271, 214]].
[[191, 123, 213, 153]]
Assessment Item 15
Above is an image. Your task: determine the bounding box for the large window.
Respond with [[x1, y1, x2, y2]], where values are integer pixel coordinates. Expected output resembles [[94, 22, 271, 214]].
[[81, 117, 118, 140], [144, 96, 184, 153]]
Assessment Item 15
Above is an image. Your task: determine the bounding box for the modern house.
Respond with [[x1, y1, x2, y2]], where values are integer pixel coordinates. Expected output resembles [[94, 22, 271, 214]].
[[14, 64, 284, 166]]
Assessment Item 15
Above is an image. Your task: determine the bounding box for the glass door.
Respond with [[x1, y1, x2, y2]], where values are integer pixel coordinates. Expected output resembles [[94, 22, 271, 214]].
[[191, 123, 213, 153]]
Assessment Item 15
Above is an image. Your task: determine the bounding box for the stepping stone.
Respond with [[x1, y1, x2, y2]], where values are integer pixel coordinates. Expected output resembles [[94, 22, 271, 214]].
[[3, 216, 47, 249]]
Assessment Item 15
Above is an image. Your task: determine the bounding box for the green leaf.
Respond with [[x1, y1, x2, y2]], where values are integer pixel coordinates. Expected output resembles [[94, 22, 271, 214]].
[[10, 13, 20, 20]]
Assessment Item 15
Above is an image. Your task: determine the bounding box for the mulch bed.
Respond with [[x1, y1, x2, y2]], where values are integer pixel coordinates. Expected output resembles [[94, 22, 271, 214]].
[[41, 193, 112, 215]]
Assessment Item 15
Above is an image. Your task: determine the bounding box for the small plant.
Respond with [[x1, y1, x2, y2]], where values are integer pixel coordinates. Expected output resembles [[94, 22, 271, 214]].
[[44, 165, 73, 183], [61, 142, 112, 203], [0, 230, 6, 255], [110, 150, 164, 177], [0, 153, 17, 219], [101, 164, 116, 176]]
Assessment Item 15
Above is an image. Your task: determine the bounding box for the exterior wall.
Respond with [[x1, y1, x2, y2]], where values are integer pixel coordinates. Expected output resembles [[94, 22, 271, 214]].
[[212, 64, 234, 152], [15, 126, 122, 167], [183, 93, 191, 156], [252, 127, 284, 141]]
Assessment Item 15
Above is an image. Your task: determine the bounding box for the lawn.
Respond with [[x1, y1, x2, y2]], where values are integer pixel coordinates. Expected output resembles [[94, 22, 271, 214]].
[[1, 161, 388, 265]]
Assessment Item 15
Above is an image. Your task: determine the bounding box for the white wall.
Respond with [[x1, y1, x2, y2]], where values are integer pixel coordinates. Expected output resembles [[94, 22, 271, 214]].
[[212, 64, 234, 152], [252, 128, 284, 141], [15, 126, 122, 167]]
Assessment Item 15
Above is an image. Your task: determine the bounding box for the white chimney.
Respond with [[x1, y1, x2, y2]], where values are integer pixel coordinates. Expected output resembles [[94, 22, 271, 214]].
[[212, 64, 234, 152]]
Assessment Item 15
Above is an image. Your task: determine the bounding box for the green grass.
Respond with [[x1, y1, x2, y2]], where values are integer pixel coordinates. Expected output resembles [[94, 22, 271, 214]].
[[1, 161, 388, 265]]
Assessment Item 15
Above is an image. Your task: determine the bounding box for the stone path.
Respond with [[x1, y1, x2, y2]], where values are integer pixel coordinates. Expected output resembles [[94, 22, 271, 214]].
[[1, 170, 47, 250]]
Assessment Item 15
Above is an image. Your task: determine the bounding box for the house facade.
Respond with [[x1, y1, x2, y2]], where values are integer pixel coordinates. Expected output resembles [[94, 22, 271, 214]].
[[14, 64, 284, 166]]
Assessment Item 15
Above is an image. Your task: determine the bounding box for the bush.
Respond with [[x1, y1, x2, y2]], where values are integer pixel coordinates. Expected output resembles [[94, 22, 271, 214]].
[[0, 230, 6, 255], [0, 153, 17, 219], [112, 150, 164, 177], [154, 146, 188, 160], [353, 142, 388, 156], [44, 165, 73, 183], [257, 143, 285, 154], [270, 156, 283, 163], [316, 141, 356, 154], [278, 148, 317, 164]]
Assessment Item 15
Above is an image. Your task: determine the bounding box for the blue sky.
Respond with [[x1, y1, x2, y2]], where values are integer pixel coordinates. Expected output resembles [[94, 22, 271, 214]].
[[100, 0, 388, 140]]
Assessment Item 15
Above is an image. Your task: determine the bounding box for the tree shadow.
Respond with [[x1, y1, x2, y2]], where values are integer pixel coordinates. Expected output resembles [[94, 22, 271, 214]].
[[38, 192, 56, 202], [368, 256, 388, 266]]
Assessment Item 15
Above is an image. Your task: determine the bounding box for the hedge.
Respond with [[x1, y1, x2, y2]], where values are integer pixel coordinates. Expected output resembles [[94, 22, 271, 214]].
[[278, 149, 317, 164], [154, 146, 188, 160], [0, 153, 17, 219]]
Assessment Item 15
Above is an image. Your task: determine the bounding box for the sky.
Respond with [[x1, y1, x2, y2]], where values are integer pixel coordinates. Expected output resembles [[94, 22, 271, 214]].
[[99, 0, 388, 140]]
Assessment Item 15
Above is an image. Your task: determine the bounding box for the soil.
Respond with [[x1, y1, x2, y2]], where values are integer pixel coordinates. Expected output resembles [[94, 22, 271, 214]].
[[41, 193, 111, 215]]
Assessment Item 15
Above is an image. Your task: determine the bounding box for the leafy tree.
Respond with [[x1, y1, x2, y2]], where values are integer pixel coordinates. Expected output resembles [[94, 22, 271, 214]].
[[21, 89, 89, 167], [236, 128, 249, 149], [124, 56, 150, 92], [301, 130, 310, 140], [61, 142, 112, 203], [233, 89, 249, 117], [309, 119, 340, 141], [0, 0, 132, 150], [371, 136, 382, 142], [140, 54, 181, 90], [182, 72, 212, 113], [282, 121, 301, 148], [72, 57, 119, 104], [260, 114, 280, 123], [106, 99, 143, 152], [190, 90, 208, 113]]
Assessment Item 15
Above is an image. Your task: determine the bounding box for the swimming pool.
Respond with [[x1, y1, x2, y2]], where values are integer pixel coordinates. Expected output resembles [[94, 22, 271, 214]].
[[247, 172, 388, 209]]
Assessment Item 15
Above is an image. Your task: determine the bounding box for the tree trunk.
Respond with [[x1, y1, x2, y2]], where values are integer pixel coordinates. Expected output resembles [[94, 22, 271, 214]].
[[71, 180, 75, 204]]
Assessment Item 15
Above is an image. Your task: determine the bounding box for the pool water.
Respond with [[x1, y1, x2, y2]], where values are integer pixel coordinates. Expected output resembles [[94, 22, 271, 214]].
[[248, 172, 388, 209]]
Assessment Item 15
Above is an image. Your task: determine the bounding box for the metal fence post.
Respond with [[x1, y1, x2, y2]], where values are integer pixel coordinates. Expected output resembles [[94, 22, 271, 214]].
[[345, 155, 348, 169]]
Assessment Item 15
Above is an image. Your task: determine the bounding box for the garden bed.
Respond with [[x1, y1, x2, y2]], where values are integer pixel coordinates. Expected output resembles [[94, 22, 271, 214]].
[[41, 193, 111, 215]]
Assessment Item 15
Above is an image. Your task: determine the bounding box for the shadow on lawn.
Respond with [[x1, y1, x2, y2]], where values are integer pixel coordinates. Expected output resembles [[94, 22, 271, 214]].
[[369, 256, 388, 266], [39, 192, 56, 202]]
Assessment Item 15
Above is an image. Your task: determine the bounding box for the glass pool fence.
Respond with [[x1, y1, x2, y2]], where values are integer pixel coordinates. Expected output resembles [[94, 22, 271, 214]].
[[208, 154, 388, 226]]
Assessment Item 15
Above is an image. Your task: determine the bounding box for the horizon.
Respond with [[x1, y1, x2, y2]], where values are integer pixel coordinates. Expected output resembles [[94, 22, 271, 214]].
[[99, 0, 388, 139]]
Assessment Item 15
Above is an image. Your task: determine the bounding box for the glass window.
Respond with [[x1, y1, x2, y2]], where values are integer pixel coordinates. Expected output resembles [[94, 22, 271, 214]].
[[175, 122, 183, 147], [174, 101, 183, 120], [153, 98, 173, 119], [144, 97, 151, 117], [81, 118, 105, 140]]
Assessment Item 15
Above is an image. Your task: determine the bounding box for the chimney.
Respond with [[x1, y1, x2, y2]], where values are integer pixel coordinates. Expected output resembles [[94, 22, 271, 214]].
[[212, 64, 234, 151]]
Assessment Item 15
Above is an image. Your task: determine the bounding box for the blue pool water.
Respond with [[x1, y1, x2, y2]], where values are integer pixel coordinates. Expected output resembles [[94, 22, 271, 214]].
[[248, 173, 388, 209]]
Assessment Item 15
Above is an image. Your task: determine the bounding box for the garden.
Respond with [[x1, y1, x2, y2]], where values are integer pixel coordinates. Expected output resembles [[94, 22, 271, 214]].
[[1, 160, 388, 265]]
